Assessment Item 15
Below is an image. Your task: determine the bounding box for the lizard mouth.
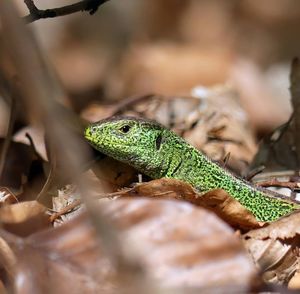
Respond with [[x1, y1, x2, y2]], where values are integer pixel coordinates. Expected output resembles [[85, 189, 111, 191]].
[[84, 127, 93, 142], [84, 126, 101, 149]]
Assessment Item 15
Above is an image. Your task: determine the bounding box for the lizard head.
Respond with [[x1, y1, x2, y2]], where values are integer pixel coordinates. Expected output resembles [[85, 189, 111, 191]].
[[84, 116, 169, 177]]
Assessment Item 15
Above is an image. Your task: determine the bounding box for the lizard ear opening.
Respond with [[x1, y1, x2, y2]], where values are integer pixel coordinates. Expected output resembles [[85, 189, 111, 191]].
[[155, 134, 163, 150]]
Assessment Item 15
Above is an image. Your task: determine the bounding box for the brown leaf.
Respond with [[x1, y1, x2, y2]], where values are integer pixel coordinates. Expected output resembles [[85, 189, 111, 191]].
[[185, 86, 257, 173], [289, 271, 300, 290], [52, 185, 83, 224], [196, 189, 262, 230], [13, 125, 47, 161], [118, 178, 261, 230], [244, 211, 300, 240], [243, 211, 300, 285], [90, 157, 137, 190], [3, 198, 258, 292], [0, 201, 50, 237], [0, 140, 37, 190]]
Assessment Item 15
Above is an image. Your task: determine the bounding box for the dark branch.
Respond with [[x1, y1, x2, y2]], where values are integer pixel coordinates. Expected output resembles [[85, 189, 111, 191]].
[[23, 0, 109, 23]]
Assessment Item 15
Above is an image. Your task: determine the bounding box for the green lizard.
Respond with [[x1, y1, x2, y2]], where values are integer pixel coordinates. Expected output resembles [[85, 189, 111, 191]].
[[84, 116, 300, 222]]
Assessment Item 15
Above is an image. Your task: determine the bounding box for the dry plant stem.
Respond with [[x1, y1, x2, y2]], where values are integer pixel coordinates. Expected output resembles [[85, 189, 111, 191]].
[[0, 96, 16, 180], [290, 58, 300, 163], [252, 170, 300, 182], [26, 132, 50, 201], [36, 140, 57, 201], [49, 199, 81, 222], [23, 0, 109, 23], [49, 190, 125, 222], [0, 0, 146, 286], [257, 179, 300, 191], [36, 160, 55, 201], [246, 165, 265, 181], [221, 152, 230, 167]]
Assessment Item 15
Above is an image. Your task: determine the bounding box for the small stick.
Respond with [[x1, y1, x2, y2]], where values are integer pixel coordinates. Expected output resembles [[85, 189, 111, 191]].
[[246, 166, 265, 181], [257, 178, 300, 191]]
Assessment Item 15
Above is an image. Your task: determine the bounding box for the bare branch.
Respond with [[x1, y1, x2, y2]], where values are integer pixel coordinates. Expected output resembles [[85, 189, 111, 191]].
[[23, 0, 109, 23]]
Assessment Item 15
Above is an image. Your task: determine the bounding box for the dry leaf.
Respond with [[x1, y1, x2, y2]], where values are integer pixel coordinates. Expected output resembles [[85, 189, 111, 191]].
[[2, 198, 258, 292], [243, 211, 300, 285], [52, 185, 83, 224], [289, 270, 300, 289], [115, 178, 261, 230], [90, 157, 137, 190], [13, 125, 47, 160], [0, 140, 38, 190], [0, 201, 50, 237], [196, 189, 262, 230]]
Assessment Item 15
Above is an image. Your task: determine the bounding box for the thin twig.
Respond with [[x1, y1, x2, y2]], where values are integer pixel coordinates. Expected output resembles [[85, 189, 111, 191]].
[[221, 152, 230, 168], [290, 58, 300, 165], [36, 137, 56, 201], [23, 0, 109, 23], [50, 190, 125, 222], [257, 178, 300, 191], [49, 199, 81, 222], [246, 165, 265, 181]]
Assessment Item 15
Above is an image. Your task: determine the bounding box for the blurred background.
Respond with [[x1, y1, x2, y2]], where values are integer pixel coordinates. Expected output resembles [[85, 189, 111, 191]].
[[11, 0, 300, 133]]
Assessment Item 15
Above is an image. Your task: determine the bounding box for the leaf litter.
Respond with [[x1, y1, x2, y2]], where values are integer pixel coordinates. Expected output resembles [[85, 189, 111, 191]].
[[0, 1, 300, 293]]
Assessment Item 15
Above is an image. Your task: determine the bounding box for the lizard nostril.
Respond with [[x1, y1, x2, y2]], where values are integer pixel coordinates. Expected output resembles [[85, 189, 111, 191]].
[[90, 126, 97, 133]]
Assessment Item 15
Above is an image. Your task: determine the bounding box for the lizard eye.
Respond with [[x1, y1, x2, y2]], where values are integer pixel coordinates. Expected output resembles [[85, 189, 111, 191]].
[[119, 125, 131, 134]]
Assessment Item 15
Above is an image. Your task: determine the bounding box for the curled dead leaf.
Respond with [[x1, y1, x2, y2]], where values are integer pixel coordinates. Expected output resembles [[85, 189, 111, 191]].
[[244, 211, 300, 240], [243, 211, 300, 286], [117, 178, 261, 230]]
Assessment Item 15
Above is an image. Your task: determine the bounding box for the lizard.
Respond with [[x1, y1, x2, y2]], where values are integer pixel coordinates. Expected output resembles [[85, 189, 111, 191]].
[[84, 116, 300, 222]]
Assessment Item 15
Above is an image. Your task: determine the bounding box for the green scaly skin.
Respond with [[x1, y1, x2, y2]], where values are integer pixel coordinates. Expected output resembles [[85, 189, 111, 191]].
[[84, 116, 300, 222]]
